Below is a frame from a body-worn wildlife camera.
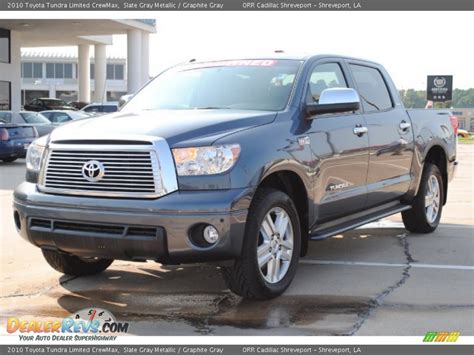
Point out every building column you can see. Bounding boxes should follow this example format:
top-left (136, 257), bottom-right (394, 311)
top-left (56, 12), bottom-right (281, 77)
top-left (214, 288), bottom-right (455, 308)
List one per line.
top-left (141, 31), bottom-right (150, 85)
top-left (93, 44), bottom-right (107, 103)
top-left (78, 44), bottom-right (90, 103)
top-left (127, 29), bottom-right (142, 94)
top-left (9, 31), bottom-right (22, 111)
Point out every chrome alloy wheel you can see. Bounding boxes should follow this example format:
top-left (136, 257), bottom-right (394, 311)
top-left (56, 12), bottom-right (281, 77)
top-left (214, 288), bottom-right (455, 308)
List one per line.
top-left (425, 175), bottom-right (441, 224)
top-left (257, 207), bottom-right (294, 284)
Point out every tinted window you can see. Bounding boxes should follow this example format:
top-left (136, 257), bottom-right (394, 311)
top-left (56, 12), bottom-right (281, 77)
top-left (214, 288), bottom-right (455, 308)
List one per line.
top-left (115, 65), bottom-right (124, 80)
top-left (83, 105), bottom-right (100, 113)
top-left (33, 63), bottom-right (43, 78)
top-left (41, 112), bottom-right (52, 120)
top-left (22, 63), bottom-right (33, 78)
top-left (44, 99), bottom-right (67, 107)
top-left (308, 63), bottom-right (348, 103)
top-left (51, 112), bottom-right (71, 123)
top-left (64, 64), bottom-right (73, 79)
top-left (106, 64), bottom-right (114, 80)
top-left (349, 64), bottom-right (393, 112)
top-left (0, 29), bottom-right (10, 63)
top-left (46, 63), bottom-right (54, 78)
top-left (0, 81), bottom-right (11, 110)
top-left (55, 63), bottom-right (64, 78)
top-left (103, 105), bottom-right (118, 113)
top-left (124, 59), bottom-right (302, 112)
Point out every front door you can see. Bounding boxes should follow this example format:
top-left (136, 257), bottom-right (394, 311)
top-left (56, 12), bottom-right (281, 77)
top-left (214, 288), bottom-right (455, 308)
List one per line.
top-left (305, 61), bottom-right (369, 224)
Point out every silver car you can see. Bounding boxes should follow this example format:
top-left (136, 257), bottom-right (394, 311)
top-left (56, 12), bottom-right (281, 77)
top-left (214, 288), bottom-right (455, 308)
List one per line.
top-left (0, 111), bottom-right (57, 136)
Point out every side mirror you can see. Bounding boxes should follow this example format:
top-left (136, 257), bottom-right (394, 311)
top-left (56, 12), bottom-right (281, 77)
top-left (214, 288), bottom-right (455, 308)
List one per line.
top-left (306, 88), bottom-right (360, 118)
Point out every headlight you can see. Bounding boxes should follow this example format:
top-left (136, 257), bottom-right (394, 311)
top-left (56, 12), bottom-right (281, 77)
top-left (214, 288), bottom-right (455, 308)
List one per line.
top-left (172, 145), bottom-right (241, 176)
top-left (26, 137), bottom-right (47, 172)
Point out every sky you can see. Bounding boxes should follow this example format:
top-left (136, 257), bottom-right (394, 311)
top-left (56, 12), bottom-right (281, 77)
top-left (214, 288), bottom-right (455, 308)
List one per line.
top-left (26, 12), bottom-right (473, 90)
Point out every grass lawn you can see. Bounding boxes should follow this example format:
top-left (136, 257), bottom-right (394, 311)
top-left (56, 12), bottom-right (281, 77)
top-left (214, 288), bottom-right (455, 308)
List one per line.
top-left (458, 137), bottom-right (474, 143)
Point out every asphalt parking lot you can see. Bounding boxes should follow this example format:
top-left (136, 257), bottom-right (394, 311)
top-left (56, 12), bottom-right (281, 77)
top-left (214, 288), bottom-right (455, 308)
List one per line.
top-left (0, 144), bottom-right (473, 336)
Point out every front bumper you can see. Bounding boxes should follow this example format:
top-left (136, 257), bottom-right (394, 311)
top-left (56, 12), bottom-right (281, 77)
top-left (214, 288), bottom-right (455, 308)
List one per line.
top-left (13, 182), bottom-right (251, 264)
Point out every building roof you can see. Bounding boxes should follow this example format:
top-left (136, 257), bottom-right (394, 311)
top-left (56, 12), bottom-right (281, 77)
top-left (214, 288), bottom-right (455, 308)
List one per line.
top-left (21, 49), bottom-right (125, 61)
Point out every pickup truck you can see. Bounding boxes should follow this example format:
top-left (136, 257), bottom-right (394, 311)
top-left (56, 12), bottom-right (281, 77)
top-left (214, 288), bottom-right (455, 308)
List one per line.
top-left (13, 55), bottom-right (457, 300)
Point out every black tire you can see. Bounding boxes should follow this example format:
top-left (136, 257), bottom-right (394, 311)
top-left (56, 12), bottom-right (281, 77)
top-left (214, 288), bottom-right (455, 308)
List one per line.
top-left (223, 188), bottom-right (301, 300)
top-left (42, 249), bottom-right (113, 276)
top-left (402, 163), bottom-right (444, 233)
top-left (2, 157), bottom-right (17, 163)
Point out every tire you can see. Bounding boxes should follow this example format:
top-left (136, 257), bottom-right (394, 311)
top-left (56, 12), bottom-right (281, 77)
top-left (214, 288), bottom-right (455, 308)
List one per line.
top-left (2, 157), bottom-right (17, 163)
top-left (402, 163), bottom-right (444, 233)
top-left (223, 188), bottom-right (301, 300)
top-left (42, 249), bottom-right (113, 276)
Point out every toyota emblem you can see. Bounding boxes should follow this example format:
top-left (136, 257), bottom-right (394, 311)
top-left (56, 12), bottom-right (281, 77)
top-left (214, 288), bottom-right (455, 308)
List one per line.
top-left (82, 160), bottom-right (105, 182)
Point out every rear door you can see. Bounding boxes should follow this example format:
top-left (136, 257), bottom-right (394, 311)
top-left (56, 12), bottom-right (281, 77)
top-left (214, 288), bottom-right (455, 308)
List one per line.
top-left (305, 60), bottom-right (369, 223)
top-left (347, 62), bottom-right (414, 207)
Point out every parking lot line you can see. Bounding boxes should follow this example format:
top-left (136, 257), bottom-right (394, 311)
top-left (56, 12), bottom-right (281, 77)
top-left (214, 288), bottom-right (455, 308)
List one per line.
top-left (300, 259), bottom-right (474, 270)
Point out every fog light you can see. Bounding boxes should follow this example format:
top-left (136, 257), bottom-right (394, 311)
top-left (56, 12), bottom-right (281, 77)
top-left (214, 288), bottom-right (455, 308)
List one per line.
top-left (203, 225), bottom-right (219, 244)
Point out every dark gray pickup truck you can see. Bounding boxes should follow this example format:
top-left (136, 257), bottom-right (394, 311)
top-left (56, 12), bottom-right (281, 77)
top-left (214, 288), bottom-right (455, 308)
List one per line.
top-left (13, 55), bottom-right (457, 299)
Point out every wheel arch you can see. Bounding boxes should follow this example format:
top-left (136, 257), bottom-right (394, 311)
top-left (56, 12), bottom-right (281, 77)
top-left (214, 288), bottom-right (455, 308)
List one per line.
top-left (255, 168), bottom-right (311, 257)
top-left (424, 144), bottom-right (448, 205)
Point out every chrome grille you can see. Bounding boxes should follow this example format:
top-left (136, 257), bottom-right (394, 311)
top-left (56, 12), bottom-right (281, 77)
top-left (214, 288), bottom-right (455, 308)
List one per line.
top-left (41, 148), bottom-right (164, 198)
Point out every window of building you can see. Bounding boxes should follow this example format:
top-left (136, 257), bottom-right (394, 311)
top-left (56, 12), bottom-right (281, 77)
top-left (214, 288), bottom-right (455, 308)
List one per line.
top-left (64, 63), bottom-right (73, 79)
top-left (308, 63), bottom-right (348, 103)
top-left (90, 64), bottom-right (95, 79)
top-left (0, 81), bottom-right (11, 110)
top-left (46, 63), bottom-right (55, 78)
top-left (21, 62), bottom-right (43, 79)
top-left (0, 29), bottom-right (10, 63)
top-left (349, 64), bottom-right (393, 112)
top-left (55, 63), bottom-right (64, 78)
top-left (106, 64), bottom-right (125, 80)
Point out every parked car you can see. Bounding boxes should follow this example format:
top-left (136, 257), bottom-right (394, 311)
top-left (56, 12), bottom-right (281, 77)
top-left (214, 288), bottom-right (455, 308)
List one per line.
top-left (0, 111), bottom-right (58, 136)
top-left (41, 110), bottom-right (91, 124)
top-left (14, 55), bottom-right (457, 300)
top-left (118, 94), bottom-right (133, 110)
top-left (68, 101), bottom-right (89, 110)
top-left (457, 129), bottom-right (470, 138)
top-left (0, 121), bottom-right (38, 162)
top-left (81, 103), bottom-right (118, 115)
top-left (24, 98), bottom-right (76, 112)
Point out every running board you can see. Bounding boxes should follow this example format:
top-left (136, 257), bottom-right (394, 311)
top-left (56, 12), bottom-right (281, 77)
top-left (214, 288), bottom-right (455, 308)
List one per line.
top-left (309, 203), bottom-right (411, 241)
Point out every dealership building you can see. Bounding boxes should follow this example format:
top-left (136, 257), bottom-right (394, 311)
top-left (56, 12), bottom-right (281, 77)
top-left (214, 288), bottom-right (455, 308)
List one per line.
top-left (20, 50), bottom-right (127, 105)
top-left (0, 19), bottom-right (156, 111)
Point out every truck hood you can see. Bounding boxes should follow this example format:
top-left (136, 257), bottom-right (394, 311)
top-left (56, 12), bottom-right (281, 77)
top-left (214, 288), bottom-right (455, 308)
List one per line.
top-left (49, 109), bottom-right (277, 146)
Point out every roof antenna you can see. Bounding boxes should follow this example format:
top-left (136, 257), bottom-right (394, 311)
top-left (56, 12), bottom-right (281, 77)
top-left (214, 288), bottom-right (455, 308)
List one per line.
top-left (189, 58), bottom-right (196, 62)
top-left (274, 50), bottom-right (285, 53)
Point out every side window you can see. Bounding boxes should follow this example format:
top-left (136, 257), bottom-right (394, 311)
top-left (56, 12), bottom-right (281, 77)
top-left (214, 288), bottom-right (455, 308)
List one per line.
top-left (84, 106), bottom-right (99, 113)
top-left (53, 113), bottom-right (71, 123)
top-left (41, 112), bottom-right (52, 120)
top-left (308, 63), bottom-right (347, 103)
top-left (349, 64), bottom-right (393, 112)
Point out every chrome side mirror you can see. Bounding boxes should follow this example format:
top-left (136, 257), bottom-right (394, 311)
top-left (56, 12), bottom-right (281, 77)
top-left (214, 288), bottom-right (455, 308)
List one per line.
top-left (306, 88), bottom-right (360, 117)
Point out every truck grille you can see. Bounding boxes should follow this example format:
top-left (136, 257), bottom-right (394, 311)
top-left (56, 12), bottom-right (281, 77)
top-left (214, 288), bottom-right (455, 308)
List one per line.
top-left (41, 149), bottom-right (163, 198)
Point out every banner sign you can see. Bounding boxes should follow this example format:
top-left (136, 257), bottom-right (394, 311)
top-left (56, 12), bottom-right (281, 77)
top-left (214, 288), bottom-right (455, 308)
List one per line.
top-left (427, 75), bottom-right (453, 102)
top-left (1, 0), bottom-right (473, 11)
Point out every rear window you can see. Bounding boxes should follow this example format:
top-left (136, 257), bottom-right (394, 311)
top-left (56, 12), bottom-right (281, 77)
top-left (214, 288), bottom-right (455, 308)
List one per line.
top-left (19, 112), bottom-right (51, 124)
top-left (349, 64), bottom-right (393, 112)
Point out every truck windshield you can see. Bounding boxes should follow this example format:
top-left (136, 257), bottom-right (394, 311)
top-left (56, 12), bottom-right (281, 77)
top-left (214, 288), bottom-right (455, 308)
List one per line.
top-left (123, 59), bottom-right (302, 112)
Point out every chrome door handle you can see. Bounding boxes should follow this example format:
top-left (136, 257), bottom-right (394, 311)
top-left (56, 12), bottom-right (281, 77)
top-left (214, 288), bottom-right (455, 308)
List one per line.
top-left (399, 121), bottom-right (411, 131)
top-left (353, 126), bottom-right (368, 136)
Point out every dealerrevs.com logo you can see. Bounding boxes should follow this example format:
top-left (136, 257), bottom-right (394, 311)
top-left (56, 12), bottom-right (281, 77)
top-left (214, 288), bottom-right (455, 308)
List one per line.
top-left (7, 308), bottom-right (129, 341)
top-left (423, 331), bottom-right (460, 343)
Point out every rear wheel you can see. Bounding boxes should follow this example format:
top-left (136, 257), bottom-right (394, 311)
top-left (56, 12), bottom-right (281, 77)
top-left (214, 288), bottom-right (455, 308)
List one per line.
top-left (402, 163), bottom-right (443, 233)
top-left (42, 249), bottom-right (113, 276)
top-left (223, 188), bottom-right (301, 300)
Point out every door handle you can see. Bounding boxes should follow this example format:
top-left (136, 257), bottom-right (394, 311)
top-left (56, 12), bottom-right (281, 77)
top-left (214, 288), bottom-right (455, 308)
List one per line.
top-left (353, 126), bottom-right (368, 136)
top-left (399, 121), bottom-right (411, 131)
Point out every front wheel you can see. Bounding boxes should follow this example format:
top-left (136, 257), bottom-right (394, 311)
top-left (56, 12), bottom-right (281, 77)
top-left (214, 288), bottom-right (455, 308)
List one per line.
top-left (42, 249), bottom-right (113, 276)
top-left (402, 163), bottom-right (444, 233)
top-left (2, 157), bottom-right (17, 163)
top-left (223, 188), bottom-right (301, 300)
